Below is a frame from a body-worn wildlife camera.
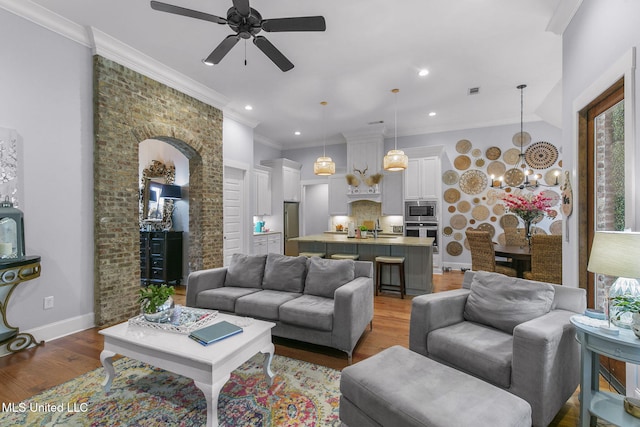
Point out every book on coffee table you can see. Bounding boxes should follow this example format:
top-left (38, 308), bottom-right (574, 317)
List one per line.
top-left (188, 320), bottom-right (243, 346)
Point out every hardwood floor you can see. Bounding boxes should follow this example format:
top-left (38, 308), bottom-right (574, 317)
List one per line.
top-left (0, 272), bottom-right (613, 426)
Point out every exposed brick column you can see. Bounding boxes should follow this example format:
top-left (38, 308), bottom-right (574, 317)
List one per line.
top-left (93, 56), bottom-right (223, 326)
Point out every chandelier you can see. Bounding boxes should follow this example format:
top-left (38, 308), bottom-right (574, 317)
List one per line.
top-left (383, 88), bottom-right (408, 171)
top-left (313, 101), bottom-right (335, 176)
top-left (490, 84), bottom-right (559, 189)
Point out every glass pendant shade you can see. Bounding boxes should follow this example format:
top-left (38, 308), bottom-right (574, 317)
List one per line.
top-left (383, 149), bottom-right (408, 171)
top-left (314, 156), bottom-right (335, 176)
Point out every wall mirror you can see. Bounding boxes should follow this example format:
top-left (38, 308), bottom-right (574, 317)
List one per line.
top-left (139, 159), bottom-right (176, 230)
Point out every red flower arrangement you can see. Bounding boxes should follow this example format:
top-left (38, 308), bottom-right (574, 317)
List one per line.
top-left (501, 192), bottom-right (553, 223)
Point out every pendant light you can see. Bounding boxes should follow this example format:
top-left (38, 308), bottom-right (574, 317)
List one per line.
top-left (383, 88), bottom-right (408, 171)
top-left (314, 101), bottom-right (335, 176)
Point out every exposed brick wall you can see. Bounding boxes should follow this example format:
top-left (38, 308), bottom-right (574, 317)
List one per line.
top-left (93, 56), bottom-right (223, 326)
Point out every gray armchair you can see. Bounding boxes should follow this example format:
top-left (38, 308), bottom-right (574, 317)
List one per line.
top-left (409, 271), bottom-right (586, 427)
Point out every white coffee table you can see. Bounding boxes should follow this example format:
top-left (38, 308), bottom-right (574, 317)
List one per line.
top-left (99, 313), bottom-right (275, 427)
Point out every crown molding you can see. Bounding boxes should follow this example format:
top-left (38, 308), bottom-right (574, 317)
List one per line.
top-left (342, 124), bottom-right (386, 144)
top-left (89, 27), bottom-right (229, 111)
top-left (0, 0), bottom-right (91, 46)
top-left (546, 0), bottom-right (583, 35)
top-left (222, 108), bottom-right (260, 129)
top-left (254, 133), bottom-right (282, 149)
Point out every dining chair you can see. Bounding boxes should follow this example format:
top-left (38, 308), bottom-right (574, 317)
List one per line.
top-left (465, 230), bottom-right (518, 277)
top-left (523, 234), bottom-right (562, 284)
top-left (504, 227), bottom-right (527, 247)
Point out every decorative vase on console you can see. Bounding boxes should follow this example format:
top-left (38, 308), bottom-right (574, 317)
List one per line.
top-left (501, 192), bottom-right (553, 247)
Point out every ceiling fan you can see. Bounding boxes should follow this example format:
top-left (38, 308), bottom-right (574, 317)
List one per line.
top-left (150, 0), bottom-right (326, 72)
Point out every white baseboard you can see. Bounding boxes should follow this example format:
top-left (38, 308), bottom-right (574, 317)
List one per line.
top-left (0, 312), bottom-right (95, 357)
top-left (442, 262), bottom-right (472, 271)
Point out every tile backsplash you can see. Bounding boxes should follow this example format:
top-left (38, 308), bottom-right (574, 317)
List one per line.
top-left (330, 201), bottom-right (404, 232)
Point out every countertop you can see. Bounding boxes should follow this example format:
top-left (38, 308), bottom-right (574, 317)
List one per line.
top-left (324, 231), bottom-right (403, 236)
top-left (252, 231), bottom-right (282, 236)
top-left (291, 234), bottom-right (434, 247)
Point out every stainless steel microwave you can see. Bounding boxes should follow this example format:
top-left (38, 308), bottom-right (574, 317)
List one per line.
top-left (404, 201), bottom-right (437, 222)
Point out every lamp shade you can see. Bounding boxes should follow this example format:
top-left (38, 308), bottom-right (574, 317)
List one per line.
top-left (314, 156), bottom-right (335, 176)
top-left (161, 184), bottom-right (182, 200)
top-left (383, 149), bottom-right (408, 171)
top-left (587, 231), bottom-right (640, 278)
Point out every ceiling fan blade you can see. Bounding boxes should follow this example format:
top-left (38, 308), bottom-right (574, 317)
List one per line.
top-left (253, 36), bottom-right (294, 72)
top-left (262, 16), bottom-right (326, 32)
top-left (232, 0), bottom-right (251, 17)
top-left (150, 1), bottom-right (226, 24)
top-left (204, 35), bottom-right (241, 65)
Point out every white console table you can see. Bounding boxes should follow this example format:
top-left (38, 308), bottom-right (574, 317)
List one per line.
top-left (571, 316), bottom-right (640, 426)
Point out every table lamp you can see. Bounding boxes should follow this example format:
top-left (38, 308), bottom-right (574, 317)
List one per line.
top-left (587, 231), bottom-right (640, 331)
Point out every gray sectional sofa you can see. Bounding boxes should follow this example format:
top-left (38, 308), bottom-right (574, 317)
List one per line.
top-left (186, 253), bottom-right (374, 362)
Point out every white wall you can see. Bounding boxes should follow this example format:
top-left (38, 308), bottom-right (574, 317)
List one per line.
top-left (302, 184), bottom-right (329, 235)
top-left (562, 0), bottom-right (640, 288)
top-left (0, 9), bottom-right (94, 349)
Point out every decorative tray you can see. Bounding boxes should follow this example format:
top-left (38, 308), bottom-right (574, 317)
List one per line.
top-left (128, 305), bottom-right (218, 334)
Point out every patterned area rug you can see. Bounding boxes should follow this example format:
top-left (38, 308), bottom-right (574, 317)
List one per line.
top-left (0, 354), bottom-right (341, 426)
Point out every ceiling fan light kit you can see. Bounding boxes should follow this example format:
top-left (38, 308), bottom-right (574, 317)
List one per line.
top-left (150, 0), bottom-right (326, 72)
top-left (384, 89), bottom-right (408, 172)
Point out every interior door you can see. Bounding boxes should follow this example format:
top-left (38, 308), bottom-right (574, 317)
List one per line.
top-left (223, 166), bottom-right (245, 266)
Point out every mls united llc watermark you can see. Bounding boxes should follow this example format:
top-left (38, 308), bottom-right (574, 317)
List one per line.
top-left (2, 402), bottom-right (89, 413)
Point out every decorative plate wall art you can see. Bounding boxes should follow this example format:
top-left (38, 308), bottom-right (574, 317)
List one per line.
top-left (454, 155), bottom-right (472, 170)
top-left (503, 168), bottom-right (525, 187)
top-left (487, 161), bottom-right (506, 178)
top-left (471, 148), bottom-right (482, 158)
top-left (442, 170), bottom-right (459, 185)
top-left (456, 139), bottom-right (472, 154)
top-left (512, 131), bottom-right (531, 147)
top-left (444, 188), bottom-right (461, 203)
top-left (443, 226), bottom-right (453, 236)
top-left (503, 148), bottom-right (521, 166)
top-left (500, 214), bottom-right (519, 229)
top-left (540, 189), bottom-right (560, 207)
top-left (458, 170), bottom-right (488, 195)
top-left (471, 205), bottom-right (490, 221)
top-left (450, 214), bottom-right (467, 230)
top-left (544, 168), bottom-right (562, 186)
top-left (525, 141), bottom-right (559, 169)
top-left (476, 222), bottom-right (495, 238)
top-left (486, 146), bottom-right (501, 160)
top-left (457, 200), bottom-right (471, 213)
top-left (549, 220), bottom-right (563, 235)
top-left (447, 241), bottom-right (463, 256)
top-left (475, 158), bottom-right (485, 167)
top-left (492, 204), bottom-right (505, 215)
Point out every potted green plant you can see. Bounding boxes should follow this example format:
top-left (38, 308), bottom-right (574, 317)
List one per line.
top-left (139, 284), bottom-right (175, 323)
top-left (610, 294), bottom-right (640, 336)
top-left (359, 225), bottom-right (368, 239)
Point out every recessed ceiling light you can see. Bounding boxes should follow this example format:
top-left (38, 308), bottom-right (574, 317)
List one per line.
top-left (418, 69), bottom-right (429, 77)
top-left (244, 105), bottom-right (253, 111)
top-left (429, 112), bottom-right (436, 117)
top-left (294, 131), bottom-right (301, 136)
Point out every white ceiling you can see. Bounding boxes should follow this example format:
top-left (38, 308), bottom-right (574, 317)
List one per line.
top-left (16, 0), bottom-right (580, 149)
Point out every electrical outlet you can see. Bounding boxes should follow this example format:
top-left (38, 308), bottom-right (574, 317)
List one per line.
top-left (44, 296), bottom-right (54, 310)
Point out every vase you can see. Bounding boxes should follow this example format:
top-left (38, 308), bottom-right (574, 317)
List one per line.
top-left (142, 296), bottom-right (175, 323)
top-left (524, 220), bottom-right (532, 246)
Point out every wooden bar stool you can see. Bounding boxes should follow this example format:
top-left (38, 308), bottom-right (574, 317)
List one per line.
top-left (375, 256), bottom-right (406, 298)
top-left (299, 252), bottom-right (325, 258)
top-left (330, 254), bottom-right (360, 260)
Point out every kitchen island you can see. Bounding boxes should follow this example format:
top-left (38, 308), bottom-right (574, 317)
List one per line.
top-left (291, 234), bottom-right (434, 295)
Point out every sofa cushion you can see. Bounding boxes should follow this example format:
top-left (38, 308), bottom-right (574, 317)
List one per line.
top-left (262, 253), bottom-right (307, 293)
top-left (224, 253), bottom-right (266, 289)
top-left (195, 287), bottom-right (260, 312)
top-left (463, 271), bottom-right (555, 334)
top-left (304, 257), bottom-right (355, 299)
top-left (279, 295), bottom-right (334, 331)
top-left (428, 320), bottom-right (514, 389)
top-left (235, 290), bottom-right (302, 320)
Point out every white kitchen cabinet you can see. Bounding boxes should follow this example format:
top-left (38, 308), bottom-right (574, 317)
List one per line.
top-left (253, 235), bottom-right (268, 255)
top-left (253, 167), bottom-right (271, 216)
top-left (267, 233), bottom-right (282, 254)
top-left (283, 167), bottom-right (301, 202)
top-left (381, 170), bottom-right (403, 216)
top-left (253, 233), bottom-right (282, 255)
top-left (404, 157), bottom-right (439, 200)
top-left (328, 174), bottom-right (349, 216)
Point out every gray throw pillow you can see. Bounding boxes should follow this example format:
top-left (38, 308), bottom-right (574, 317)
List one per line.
top-left (463, 271), bottom-right (555, 333)
top-left (304, 257), bottom-right (355, 299)
top-left (262, 253), bottom-right (307, 293)
top-left (224, 253), bottom-right (266, 288)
